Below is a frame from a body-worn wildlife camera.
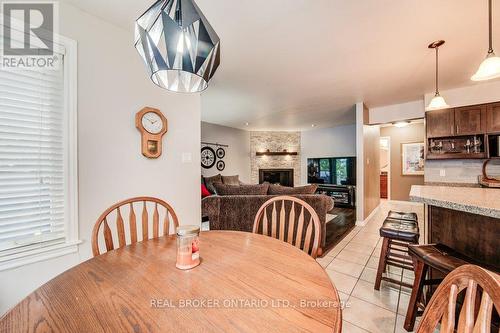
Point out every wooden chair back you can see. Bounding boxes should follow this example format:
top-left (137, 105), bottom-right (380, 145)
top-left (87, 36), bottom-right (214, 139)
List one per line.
top-left (253, 196), bottom-right (321, 258)
top-left (91, 197), bottom-right (179, 256)
top-left (416, 264), bottom-right (500, 333)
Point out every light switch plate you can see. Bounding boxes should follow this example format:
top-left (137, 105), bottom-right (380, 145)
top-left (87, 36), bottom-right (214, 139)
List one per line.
top-left (182, 153), bottom-right (192, 163)
top-left (439, 169), bottom-right (446, 177)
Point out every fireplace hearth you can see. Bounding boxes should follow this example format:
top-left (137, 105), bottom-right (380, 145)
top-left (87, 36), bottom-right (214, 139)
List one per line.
top-left (259, 169), bottom-right (294, 187)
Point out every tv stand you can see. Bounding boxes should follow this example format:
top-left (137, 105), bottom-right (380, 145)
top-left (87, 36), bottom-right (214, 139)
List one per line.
top-left (315, 184), bottom-right (356, 208)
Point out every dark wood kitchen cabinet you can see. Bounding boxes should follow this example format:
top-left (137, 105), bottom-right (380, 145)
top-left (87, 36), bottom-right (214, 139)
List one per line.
top-left (425, 101), bottom-right (500, 160)
top-left (454, 105), bottom-right (486, 135)
top-left (426, 109), bottom-right (454, 138)
top-left (487, 102), bottom-right (500, 133)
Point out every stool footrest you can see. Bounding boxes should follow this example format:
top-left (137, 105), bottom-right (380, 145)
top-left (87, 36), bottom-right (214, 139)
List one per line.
top-left (386, 257), bottom-right (413, 267)
top-left (386, 260), bottom-right (414, 271)
top-left (381, 276), bottom-right (413, 289)
top-left (387, 250), bottom-right (412, 261)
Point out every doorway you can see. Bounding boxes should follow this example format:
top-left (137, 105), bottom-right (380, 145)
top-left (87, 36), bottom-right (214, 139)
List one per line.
top-left (380, 137), bottom-right (390, 199)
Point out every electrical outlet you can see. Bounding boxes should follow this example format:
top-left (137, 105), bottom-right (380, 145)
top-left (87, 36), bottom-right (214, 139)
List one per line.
top-left (439, 169), bottom-right (446, 177)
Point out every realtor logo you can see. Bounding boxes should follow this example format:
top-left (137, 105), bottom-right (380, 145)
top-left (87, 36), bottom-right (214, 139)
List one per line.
top-left (1, 1), bottom-right (59, 69)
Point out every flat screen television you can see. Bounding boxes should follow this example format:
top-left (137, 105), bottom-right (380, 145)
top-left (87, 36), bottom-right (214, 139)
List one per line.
top-left (307, 157), bottom-right (356, 186)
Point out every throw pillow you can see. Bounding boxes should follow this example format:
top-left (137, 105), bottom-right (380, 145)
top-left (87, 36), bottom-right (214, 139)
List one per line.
top-left (214, 183), bottom-right (269, 196)
top-left (221, 175), bottom-right (240, 185)
top-left (268, 184), bottom-right (318, 195)
top-left (204, 174), bottom-right (222, 194)
top-left (201, 184), bottom-right (211, 198)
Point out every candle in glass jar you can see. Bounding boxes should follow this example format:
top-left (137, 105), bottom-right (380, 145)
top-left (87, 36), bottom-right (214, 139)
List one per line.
top-left (175, 225), bottom-right (200, 270)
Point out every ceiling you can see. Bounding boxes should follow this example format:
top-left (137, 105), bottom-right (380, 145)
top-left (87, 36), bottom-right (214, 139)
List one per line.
top-left (62, 0), bottom-right (500, 131)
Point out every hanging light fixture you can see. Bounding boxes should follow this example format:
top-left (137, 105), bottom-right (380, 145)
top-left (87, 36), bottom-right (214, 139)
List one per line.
top-left (471, 0), bottom-right (500, 81)
top-left (135, 0), bottom-right (221, 93)
top-left (426, 40), bottom-right (450, 111)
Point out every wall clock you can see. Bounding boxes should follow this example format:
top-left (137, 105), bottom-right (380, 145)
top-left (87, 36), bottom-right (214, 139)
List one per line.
top-left (201, 146), bottom-right (216, 169)
top-left (216, 160), bottom-right (225, 171)
top-left (135, 107), bottom-right (168, 159)
top-left (216, 147), bottom-right (225, 159)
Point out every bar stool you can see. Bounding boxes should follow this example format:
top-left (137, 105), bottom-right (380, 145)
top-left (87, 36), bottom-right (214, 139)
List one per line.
top-left (374, 212), bottom-right (420, 290)
top-left (403, 243), bottom-right (481, 331)
top-left (387, 211), bottom-right (418, 222)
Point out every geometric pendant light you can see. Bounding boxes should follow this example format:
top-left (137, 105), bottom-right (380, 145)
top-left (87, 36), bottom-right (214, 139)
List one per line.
top-left (135, 0), bottom-right (221, 93)
top-left (426, 40), bottom-right (450, 111)
top-left (471, 0), bottom-right (500, 81)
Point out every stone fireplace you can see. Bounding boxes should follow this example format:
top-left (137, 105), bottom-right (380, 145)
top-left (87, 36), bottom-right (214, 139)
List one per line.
top-left (250, 131), bottom-right (301, 186)
top-left (259, 169), bottom-right (294, 186)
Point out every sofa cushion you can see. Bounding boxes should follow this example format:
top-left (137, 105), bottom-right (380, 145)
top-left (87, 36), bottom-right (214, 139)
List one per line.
top-left (268, 184), bottom-right (318, 195)
top-left (204, 174), bottom-right (222, 194)
top-left (222, 175), bottom-right (240, 185)
top-left (214, 183), bottom-right (269, 196)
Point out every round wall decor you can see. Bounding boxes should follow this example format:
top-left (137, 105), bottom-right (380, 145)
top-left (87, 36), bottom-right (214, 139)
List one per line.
top-left (216, 147), bottom-right (225, 159)
top-left (201, 147), bottom-right (216, 169)
top-left (216, 160), bottom-right (225, 171)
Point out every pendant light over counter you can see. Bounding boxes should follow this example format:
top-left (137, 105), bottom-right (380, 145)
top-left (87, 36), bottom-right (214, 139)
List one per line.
top-left (135, 0), bottom-right (221, 93)
top-left (426, 40), bottom-right (450, 111)
top-left (472, 0), bottom-right (500, 81)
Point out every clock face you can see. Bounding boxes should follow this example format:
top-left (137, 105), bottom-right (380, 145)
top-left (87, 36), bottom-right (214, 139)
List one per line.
top-left (201, 147), bottom-right (216, 169)
top-left (141, 112), bottom-right (163, 134)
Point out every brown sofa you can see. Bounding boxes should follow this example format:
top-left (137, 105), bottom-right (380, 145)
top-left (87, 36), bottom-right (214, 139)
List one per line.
top-left (202, 194), bottom-right (334, 252)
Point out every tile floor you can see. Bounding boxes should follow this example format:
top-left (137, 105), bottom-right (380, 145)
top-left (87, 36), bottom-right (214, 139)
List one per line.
top-left (317, 200), bottom-right (425, 333)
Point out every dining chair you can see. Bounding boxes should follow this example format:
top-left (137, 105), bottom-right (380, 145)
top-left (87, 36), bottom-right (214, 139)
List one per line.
top-left (91, 197), bottom-right (179, 256)
top-left (415, 264), bottom-right (499, 333)
top-left (253, 196), bottom-right (321, 258)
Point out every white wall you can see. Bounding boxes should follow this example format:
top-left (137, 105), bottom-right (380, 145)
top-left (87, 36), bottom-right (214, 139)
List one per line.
top-left (370, 100), bottom-right (425, 125)
top-left (0, 3), bottom-right (201, 314)
top-left (300, 125), bottom-right (356, 185)
top-left (201, 122), bottom-right (251, 183)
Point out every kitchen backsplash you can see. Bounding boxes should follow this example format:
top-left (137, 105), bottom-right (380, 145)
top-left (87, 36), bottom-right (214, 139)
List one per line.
top-left (425, 159), bottom-right (500, 184)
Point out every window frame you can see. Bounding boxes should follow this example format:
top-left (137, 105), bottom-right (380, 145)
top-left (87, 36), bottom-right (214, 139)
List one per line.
top-left (0, 33), bottom-right (79, 271)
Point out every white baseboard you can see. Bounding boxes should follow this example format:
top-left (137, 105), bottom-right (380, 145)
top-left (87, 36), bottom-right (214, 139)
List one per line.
top-left (355, 203), bottom-right (381, 226)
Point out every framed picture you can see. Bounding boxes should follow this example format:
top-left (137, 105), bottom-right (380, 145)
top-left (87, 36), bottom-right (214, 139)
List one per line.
top-left (401, 142), bottom-right (425, 176)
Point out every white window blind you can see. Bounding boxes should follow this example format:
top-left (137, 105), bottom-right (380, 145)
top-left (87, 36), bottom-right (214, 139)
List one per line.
top-left (0, 61), bottom-right (68, 255)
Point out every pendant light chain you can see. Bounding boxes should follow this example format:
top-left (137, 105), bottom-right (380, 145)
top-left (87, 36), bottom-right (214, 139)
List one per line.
top-left (489, 0), bottom-right (494, 53)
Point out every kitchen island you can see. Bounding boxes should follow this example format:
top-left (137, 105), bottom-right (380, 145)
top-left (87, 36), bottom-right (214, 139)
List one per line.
top-left (410, 185), bottom-right (500, 269)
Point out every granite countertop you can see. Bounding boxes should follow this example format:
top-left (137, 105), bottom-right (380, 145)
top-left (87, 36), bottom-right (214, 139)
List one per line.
top-left (410, 185), bottom-right (500, 219)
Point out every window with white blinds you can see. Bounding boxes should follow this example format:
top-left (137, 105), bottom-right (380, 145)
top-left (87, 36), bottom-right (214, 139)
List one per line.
top-left (0, 39), bottom-right (78, 269)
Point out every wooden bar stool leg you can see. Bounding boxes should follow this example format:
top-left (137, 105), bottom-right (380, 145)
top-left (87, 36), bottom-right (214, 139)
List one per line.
top-left (374, 237), bottom-right (389, 291)
top-left (404, 257), bottom-right (427, 332)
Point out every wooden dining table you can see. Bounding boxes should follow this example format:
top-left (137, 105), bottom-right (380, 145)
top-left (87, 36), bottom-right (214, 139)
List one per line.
top-left (0, 231), bottom-right (342, 332)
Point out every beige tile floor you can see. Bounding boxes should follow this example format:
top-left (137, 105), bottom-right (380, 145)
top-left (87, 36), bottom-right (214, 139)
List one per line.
top-left (317, 200), bottom-right (425, 333)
